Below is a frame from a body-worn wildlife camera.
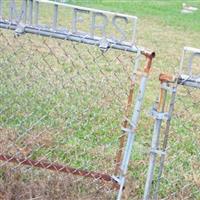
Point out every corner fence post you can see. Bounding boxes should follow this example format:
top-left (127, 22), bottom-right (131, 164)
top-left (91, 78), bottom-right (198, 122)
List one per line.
top-left (143, 74), bottom-right (177, 200)
top-left (144, 46), bottom-right (200, 199)
top-left (117, 51), bottom-right (155, 200)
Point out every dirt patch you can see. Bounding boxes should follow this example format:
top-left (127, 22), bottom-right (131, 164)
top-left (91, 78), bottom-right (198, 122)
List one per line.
top-left (0, 128), bottom-right (54, 157)
top-left (0, 166), bottom-right (116, 200)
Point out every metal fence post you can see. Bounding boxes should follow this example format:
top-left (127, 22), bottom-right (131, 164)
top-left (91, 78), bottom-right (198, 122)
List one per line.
top-left (153, 81), bottom-right (177, 200)
top-left (152, 48), bottom-right (200, 199)
top-left (143, 74), bottom-right (177, 200)
top-left (0, 1), bottom-right (158, 199)
top-left (117, 52), bottom-right (155, 200)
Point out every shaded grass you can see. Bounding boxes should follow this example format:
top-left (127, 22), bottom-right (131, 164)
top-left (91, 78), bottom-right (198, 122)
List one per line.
top-left (0, 30), bottom-right (134, 174)
top-left (66, 0), bottom-right (200, 32)
top-left (0, 1), bottom-right (200, 200)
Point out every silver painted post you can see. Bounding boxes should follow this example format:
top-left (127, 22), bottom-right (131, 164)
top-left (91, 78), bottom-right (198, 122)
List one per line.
top-left (117, 52), bottom-right (155, 200)
top-left (117, 74), bottom-right (149, 200)
top-left (153, 86), bottom-right (177, 200)
top-left (9, 0), bottom-right (14, 21)
top-left (143, 80), bottom-right (170, 200)
top-left (153, 47), bottom-right (200, 199)
top-left (143, 101), bottom-right (165, 200)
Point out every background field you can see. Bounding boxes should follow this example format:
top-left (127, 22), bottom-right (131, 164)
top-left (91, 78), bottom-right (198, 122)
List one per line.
top-left (0, 0), bottom-right (200, 199)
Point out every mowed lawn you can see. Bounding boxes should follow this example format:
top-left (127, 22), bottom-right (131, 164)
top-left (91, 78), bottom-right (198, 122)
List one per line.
top-left (68, 1), bottom-right (200, 199)
top-left (0, 0), bottom-right (200, 199)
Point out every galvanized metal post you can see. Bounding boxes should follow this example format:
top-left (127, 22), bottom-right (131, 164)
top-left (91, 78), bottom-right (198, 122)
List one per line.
top-left (143, 85), bottom-right (168, 200)
top-left (117, 52), bottom-right (155, 200)
top-left (143, 72), bottom-right (178, 200)
top-left (153, 84), bottom-right (177, 200)
top-left (114, 50), bottom-right (141, 178)
top-left (153, 48), bottom-right (200, 199)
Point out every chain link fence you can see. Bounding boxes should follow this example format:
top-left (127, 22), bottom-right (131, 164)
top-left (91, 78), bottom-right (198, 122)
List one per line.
top-left (0, 1), bottom-right (156, 198)
top-left (163, 86), bottom-right (200, 200)
top-left (142, 48), bottom-right (200, 200)
top-left (0, 28), bottom-right (135, 199)
top-left (0, 1), bottom-right (199, 200)
top-left (161, 48), bottom-right (200, 200)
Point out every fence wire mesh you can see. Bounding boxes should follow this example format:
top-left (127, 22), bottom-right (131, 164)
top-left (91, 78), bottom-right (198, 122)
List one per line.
top-left (161, 49), bottom-right (200, 200)
top-left (163, 85), bottom-right (200, 200)
top-left (0, 1), bottom-right (199, 200)
top-left (1, 30), bottom-right (199, 200)
top-left (143, 49), bottom-right (200, 200)
top-left (0, 26), bottom-right (149, 199)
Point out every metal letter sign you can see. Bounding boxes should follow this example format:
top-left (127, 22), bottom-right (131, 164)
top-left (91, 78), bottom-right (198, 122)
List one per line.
top-left (0, 0), bottom-right (138, 52)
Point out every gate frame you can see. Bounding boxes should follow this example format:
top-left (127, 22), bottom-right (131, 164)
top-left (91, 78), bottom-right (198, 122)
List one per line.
top-left (0, 1), bottom-right (155, 199)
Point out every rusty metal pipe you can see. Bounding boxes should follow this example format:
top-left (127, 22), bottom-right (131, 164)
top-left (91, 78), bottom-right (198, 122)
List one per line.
top-left (0, 154), bottom-right (119, 186)
top-left (114, 51), bottom-right (155, 177)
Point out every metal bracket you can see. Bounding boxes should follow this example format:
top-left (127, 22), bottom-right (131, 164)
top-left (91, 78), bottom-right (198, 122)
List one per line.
top-left (178, 74), bottom-right (200, 89)
top-left (15, 23), bottom-right (26, 36)
top-left (161, 83), bottom-right (176, 93)
top-left (111, 175), bottom-right (122, 185)
top-left (150, 149), bottom-right (166, 156)
top-left (180, 46), bottom-right (200, 77)
top-left (121, 127), bottom-right (133, 134)
top-left (149, 108), bottom-right (170, 120)
top-left (99, 38), bottom-right (110, 52)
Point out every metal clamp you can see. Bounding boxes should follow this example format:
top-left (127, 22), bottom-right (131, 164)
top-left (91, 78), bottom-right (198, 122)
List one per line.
top-left (161, 83), bottom-right (176, 93)
top-left (111, 175), bottom-right (122, 185)
top-left (99, 38), bottom-right (110, 52)
top-left (149, 108), bottom-right (170, 120)
top-left (121, 127), bottom-right (134, 134)
top-left (15, 23), bottom-right (26, 36)
top-left (150, 149), bottom-right (166, 156)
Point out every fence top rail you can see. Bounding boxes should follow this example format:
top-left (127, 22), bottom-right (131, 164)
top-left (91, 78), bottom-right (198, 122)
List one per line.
top-left (0, 0), bottom-right (153, 54)
top-left (178, 74), bottom-right (200, 89)
top-left (179, 46), bottom-right (200, 77)
top-left (184, 46), bottom-right (200, 54)
top-left (159, 46), bottom-right (200, 89)
top-left (0, 19), bottom-right (151, 55)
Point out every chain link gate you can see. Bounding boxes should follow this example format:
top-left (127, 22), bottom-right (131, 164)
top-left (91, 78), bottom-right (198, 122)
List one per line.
top-left (143, 47), bottom-right (200, 200)
top-left (0, 1), bottom-right (155, 199)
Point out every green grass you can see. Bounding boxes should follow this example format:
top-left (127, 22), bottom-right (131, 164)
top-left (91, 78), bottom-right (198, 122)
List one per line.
top-left (66, 0), bottom-right (200, 32)
top-left (0, 1), bottom-right (200, 199)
